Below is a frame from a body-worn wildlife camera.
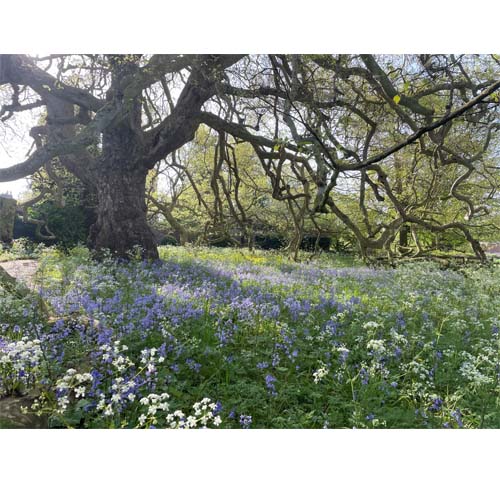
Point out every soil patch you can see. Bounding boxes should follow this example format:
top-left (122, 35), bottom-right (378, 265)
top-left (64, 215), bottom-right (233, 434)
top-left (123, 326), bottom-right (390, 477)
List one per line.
top-left (0, 259), bottom-right (39, 289)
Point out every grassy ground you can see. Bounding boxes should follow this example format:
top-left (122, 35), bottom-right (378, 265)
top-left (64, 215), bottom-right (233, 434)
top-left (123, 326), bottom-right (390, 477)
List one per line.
top-left (1, 245), bottom-right (499, 428)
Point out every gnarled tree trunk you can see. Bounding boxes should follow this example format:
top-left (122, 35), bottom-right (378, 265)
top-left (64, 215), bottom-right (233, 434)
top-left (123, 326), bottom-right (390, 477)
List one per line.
top-left (89, 168), bottom-right (158, 260)
top-left (88, 102), bottom-right (159, 260)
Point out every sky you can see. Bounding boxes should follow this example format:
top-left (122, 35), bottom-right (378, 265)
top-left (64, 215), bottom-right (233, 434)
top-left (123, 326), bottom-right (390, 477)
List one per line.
top-left (0, 150), bottom-right (29, 198)
top-left (0, 95), bottom-right (37, 198)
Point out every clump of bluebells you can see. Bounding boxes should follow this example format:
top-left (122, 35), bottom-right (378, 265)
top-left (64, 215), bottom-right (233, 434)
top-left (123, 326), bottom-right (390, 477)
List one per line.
top-left (2, 246), bottom-right (500, 428)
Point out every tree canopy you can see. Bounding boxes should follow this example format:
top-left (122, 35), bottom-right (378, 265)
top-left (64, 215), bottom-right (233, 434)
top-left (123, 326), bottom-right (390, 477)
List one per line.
top-left (1, 54), bottom-right (499, 260)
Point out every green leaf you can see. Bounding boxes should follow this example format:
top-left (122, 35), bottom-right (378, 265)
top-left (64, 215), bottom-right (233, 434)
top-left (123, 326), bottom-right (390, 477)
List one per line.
top-left (393, 95), bottom-right (401, 105)
top-left (75, 399), bottom-right (90, 411)
top-left (168, 387), bottom-right (183, 398)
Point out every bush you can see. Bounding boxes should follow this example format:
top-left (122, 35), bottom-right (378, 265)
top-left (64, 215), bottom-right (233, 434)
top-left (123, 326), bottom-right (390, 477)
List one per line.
top-left (26, 201), bottom-right (94, 250)
top-left (159, 234), bottom-right (179, 246)
top-left (254, 233), bottom-right (286, 250)
top-left (300, 235), bottom-right (331, 252)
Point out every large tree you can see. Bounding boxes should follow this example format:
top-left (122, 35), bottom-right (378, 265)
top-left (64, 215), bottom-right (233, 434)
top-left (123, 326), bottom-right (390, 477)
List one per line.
top-left (0, 54), bottom-right (242, 258)
top-left (1, 54), bottom-right (499, 260)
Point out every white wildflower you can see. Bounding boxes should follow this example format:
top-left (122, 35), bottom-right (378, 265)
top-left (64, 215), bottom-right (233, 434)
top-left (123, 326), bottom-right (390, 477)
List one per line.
top-left (367, 339), bottom-right (386, 354)
top-left (74, 386), bottom-right (86, 398)
top-left (363, 321), bottom-right (381, 330)
top-left (313, 363), bottom-right (329, 384)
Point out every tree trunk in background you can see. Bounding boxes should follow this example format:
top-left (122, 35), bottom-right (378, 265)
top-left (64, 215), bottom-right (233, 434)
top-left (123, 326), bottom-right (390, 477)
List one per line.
top-left (0, 196), bottom-right (17, 246)
top-left (399, 225), bottom-right (409, 248)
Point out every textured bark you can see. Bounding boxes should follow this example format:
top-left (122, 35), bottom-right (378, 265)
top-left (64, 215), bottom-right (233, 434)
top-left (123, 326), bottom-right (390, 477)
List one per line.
top-left (0, 196), bottom-right (17, 245)
top-left (87, 61), bottom-right (159, 260)
top-left (89, 169), bottom-right (158, 259)
top-left (88, 106), bottom-right (159, 260)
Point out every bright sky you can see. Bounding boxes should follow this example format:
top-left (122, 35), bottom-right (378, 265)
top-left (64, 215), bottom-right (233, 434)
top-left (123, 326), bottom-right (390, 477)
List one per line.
top-left (0, 148), bottom-right (30, 198)
top-left (0, 101), bottom-right (37, 199)
top-left (0, 150), bottom-right (29, 198)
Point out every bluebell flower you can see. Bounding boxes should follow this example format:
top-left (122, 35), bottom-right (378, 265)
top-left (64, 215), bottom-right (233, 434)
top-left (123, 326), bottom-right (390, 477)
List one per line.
top-left (451, 409), bottom-right (463, 428)
top-left (429, 397), bottom-right (443, 412)
top-left (360, 367), bottom-right (369, 385)
top-left (265, 374), bottom-right (277, 396)
top-left (213, 401), bottom-right (223, 415)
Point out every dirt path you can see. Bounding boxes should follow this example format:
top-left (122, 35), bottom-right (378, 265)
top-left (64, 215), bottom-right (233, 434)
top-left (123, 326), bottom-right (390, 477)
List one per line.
top-left (0, 395), bottom-right (48, 429)
top-left (0, 259), bottom-right (39, 289)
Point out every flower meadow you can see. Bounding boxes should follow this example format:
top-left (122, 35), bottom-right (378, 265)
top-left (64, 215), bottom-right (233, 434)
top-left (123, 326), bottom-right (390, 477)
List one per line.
top-left (1, 246), bottom-right (500, 428)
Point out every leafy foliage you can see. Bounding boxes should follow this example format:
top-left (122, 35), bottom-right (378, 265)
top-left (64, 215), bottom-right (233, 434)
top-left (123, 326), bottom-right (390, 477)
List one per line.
top-left (2, 246), bottom-right (500, 428)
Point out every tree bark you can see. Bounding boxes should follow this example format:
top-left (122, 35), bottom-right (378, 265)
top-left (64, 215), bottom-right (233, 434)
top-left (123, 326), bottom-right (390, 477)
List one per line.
top-left (88, 100), bottom-right (159, 260)
top-left (89, 168), bottom-right (158, 259)
top-left (399, 225), bottom-right (409, 247)
top-left (0, 196), bottom-right (17, 245)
